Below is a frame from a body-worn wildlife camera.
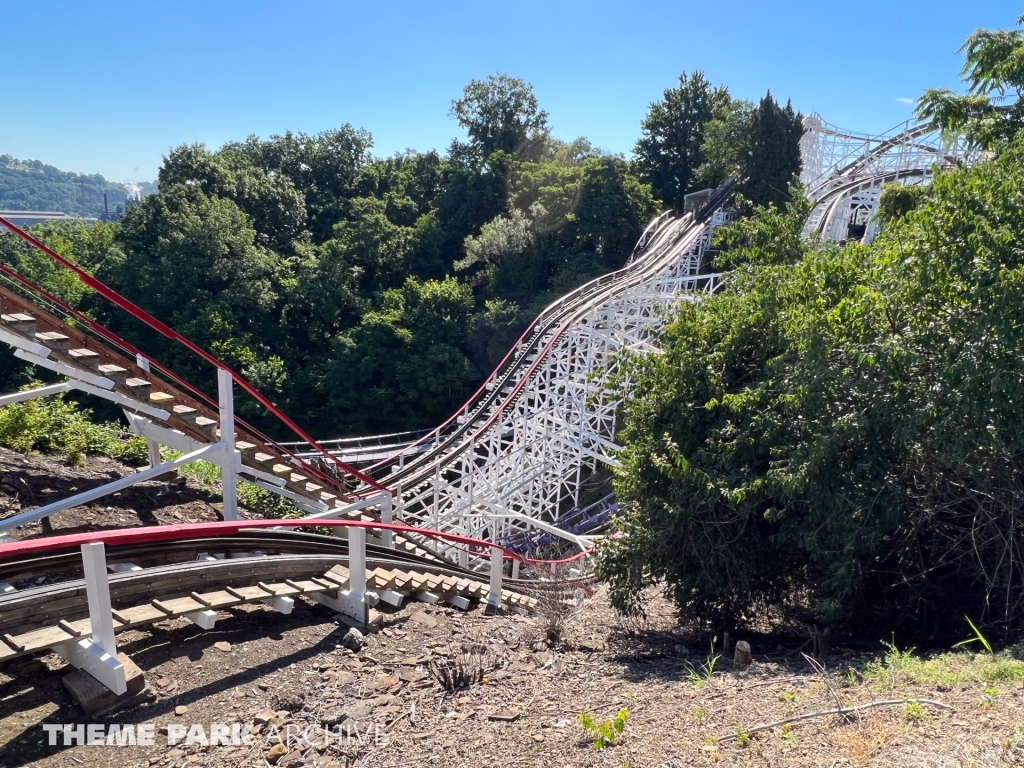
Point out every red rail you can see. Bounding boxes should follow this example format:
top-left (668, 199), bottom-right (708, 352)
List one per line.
top-left (0, 215), bottom-right (387, 494)
top-left (0, 519), bottom-right (556, 564)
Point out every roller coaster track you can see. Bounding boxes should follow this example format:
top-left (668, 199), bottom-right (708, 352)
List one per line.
top-left (0, 116), bottom-right (975, 697)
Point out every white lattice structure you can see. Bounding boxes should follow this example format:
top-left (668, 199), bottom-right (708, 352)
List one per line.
top-left (311, 193), bottom-right (734, 563)
top-left (801, 114), bottom-right (981, 243)
top-left (305, 116), bottom-right (981, 566)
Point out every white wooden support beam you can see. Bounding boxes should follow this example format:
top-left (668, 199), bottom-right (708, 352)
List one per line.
top-left (82, 543), bottom-right (117, 657)
top-left (349, 526), bottom-right (367, 598)
top-left (125, 412), bottom-right (203, 454)
top-left (415, 591), bottom-right (440, 604)
top-left (380, 494), bottom-right (394, 549)
top-left (445, 594), bottom-right (471, 610)
top-left (185, 610), bottom-right (218, 629)
top-left (0, 443), bottom-right (218, 532)
top-left (377, 589), bottom-right (406, 607)
top-left (73, 379), bottom-right (171, 420)
top-left (0, 382), bottom-right (73, 406)
top-left (217, 369), bottom-right (239, 522)
top-left (52, 637), bottom-right (127, 696)
top-left (58, 542), bottom-right (129, 695)
top-left (13, 349), bottom-right (114, 389)
top-left (135, 355), bottom-right (162, 467)
top-left (511, 559), bottom-right (520, 580)
top-left (487, 545), bottom-right (503, 608)
top-left (260, 596), bottom-right (294, 615)
top-left (0, 326), bottom-right (51, 357)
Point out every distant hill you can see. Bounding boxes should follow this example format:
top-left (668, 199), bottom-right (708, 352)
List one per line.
top-left (0, 154), bottom-right (157, 218)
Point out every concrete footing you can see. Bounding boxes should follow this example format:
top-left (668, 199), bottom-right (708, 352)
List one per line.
top-left (63, 653), bottom-right (148, 716)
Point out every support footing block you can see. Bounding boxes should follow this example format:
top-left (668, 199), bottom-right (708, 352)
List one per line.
top-left (62, 653), bottom-right (146, 716)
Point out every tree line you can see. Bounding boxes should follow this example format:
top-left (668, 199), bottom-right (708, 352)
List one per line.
top-left (0, 74), bottom-right (803, 438)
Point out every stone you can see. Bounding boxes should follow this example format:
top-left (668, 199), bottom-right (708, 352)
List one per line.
top-left (61, 652), bottom-right (147, 716)
top-left (345, 701), bottom-right (374, 721)
top-left (374, 674), bottom-right (399, 690)
top-left (321, 708), bottom-right (346, 726)
top-left (340, 627), bottom-right (365, 651)
top-left (266, 743), bottom-right (288, 764)
top-left (488, 711), bottom-right (521, 722)
top-left (175, 705), bottom-right (189, 716)
top-left (532, 733), bottom-right (545, 743)
top-left (734, 640), bottom-right (752, 666)
top-left (409, 611), bottom-right (438, 629)
top-left (254, 708), bottom-right (277, 725)
top-left (281, 749), bottom-right (303, 766)
top-left (398, 667), bottom-right (428, 683)
top-left (214, 641), bottom-right (232, 652)
top-left (332, 670), bottom-right (356, 687)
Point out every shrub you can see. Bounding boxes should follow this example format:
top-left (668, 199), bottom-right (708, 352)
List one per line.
top-left (597, 141), bottom-right (1024, 642)
top-left (0, 386), bottom-right (148, 467)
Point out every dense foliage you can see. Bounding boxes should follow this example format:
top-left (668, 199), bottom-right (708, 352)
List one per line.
top-left (598, 18), bottom-right (1024, 643)
top-left (632, 72), bottom-right (803, 210)
top-left (0, 75), bottom-right (667, 436)
top-left (0, 155), bottom-right (154, 217)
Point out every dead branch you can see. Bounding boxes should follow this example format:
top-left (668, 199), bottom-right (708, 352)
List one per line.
top-left (718, 698), bottom-right (953, 742)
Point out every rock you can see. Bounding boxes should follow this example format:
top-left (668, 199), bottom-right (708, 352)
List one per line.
top-left (374, 674), bottom-right (399, 690)
top-left (174, 705), bottom-right (188, 716)
top-left (155, 677), bottom-right (171, 687)
top-left (398, 667), bottom-right (428, 683)
top-left (332, 670), bottom-right (355, 687)
top-left (321, 708), bottom-right (346, 726)
top-left (258, 682), bottom-right (270, 691)
top-left (409, 611), bottom-right (438, 629)
top-left (412, 731), bottom-right (432, 741)
top-left (266, 743), bottom-right (288, 764)
top-left (254, 708), bottom-right (277, 726)
top-left (340, 627), bottom-right (365, 651)
top-left (166, 749), bottom-right (184, 759)
top-left (281, 749), bottom-right (303, 766)
top-left (734, 640), bottom-right (752, 666)
top-left (214, 641), bottom-right (232, 652)
top-left (344, 701), bottom-right (374, 721)
top-left (532, 733), bottom-right (545, 743)
top-left (482, 731), bottom-right (496, 744)
top-left (488, 711), bottom-right (521, 722)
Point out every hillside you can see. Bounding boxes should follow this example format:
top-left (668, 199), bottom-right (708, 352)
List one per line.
top-left (0, 154), bottom-right (156, 217)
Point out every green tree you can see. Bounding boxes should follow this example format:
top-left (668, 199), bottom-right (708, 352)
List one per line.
top-left (598, 141), bottom-right (1024, 641)
top-left (632, 71), bottom-right (730, 209)
top-left (737, 92), bottom-right (803, 209)
top-left (917, 15), bottom-right (1024, 150)
top-left (450, 74), bottom-right (550, 161)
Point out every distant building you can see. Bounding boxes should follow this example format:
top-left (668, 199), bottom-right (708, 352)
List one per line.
top-left (0, 210), bottom-right (99, 227)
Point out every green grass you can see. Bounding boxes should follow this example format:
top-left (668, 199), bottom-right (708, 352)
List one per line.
top-left (863, 641), bottom-right (1024, 687)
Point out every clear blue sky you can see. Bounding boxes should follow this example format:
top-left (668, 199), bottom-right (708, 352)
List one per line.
top-left (1, 1), bottom-right (1015, 183)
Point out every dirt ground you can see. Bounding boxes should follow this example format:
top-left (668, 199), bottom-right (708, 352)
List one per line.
top-left (0, 449), bottom-right (1021, 767)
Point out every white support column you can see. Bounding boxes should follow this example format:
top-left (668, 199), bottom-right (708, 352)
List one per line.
top-left (487, 544), bottom-right (503, 608)
top-left (349, 526), bottom-right (367, 598)
top-left (59, 542), bottom-right (128, 695)
top-left (0, 381), bottom-right (73, 407)
top-left (136, 356), bottom-right (162, 468)
top-left (82, 543), bottom-right (117, 657)
top-left (379, 493), bottom-right (393, 549)
top-left (217, 368), bottom-right (239, 521)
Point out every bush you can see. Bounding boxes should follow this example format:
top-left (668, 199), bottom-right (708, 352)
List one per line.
top-left (597, 141), bottom-right (1024, 643)
top-left (0, 386), bottom-right (149, 467)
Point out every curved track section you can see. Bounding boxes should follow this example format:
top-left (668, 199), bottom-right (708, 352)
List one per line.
top-left (303, 185), bottom-right (736, 565)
